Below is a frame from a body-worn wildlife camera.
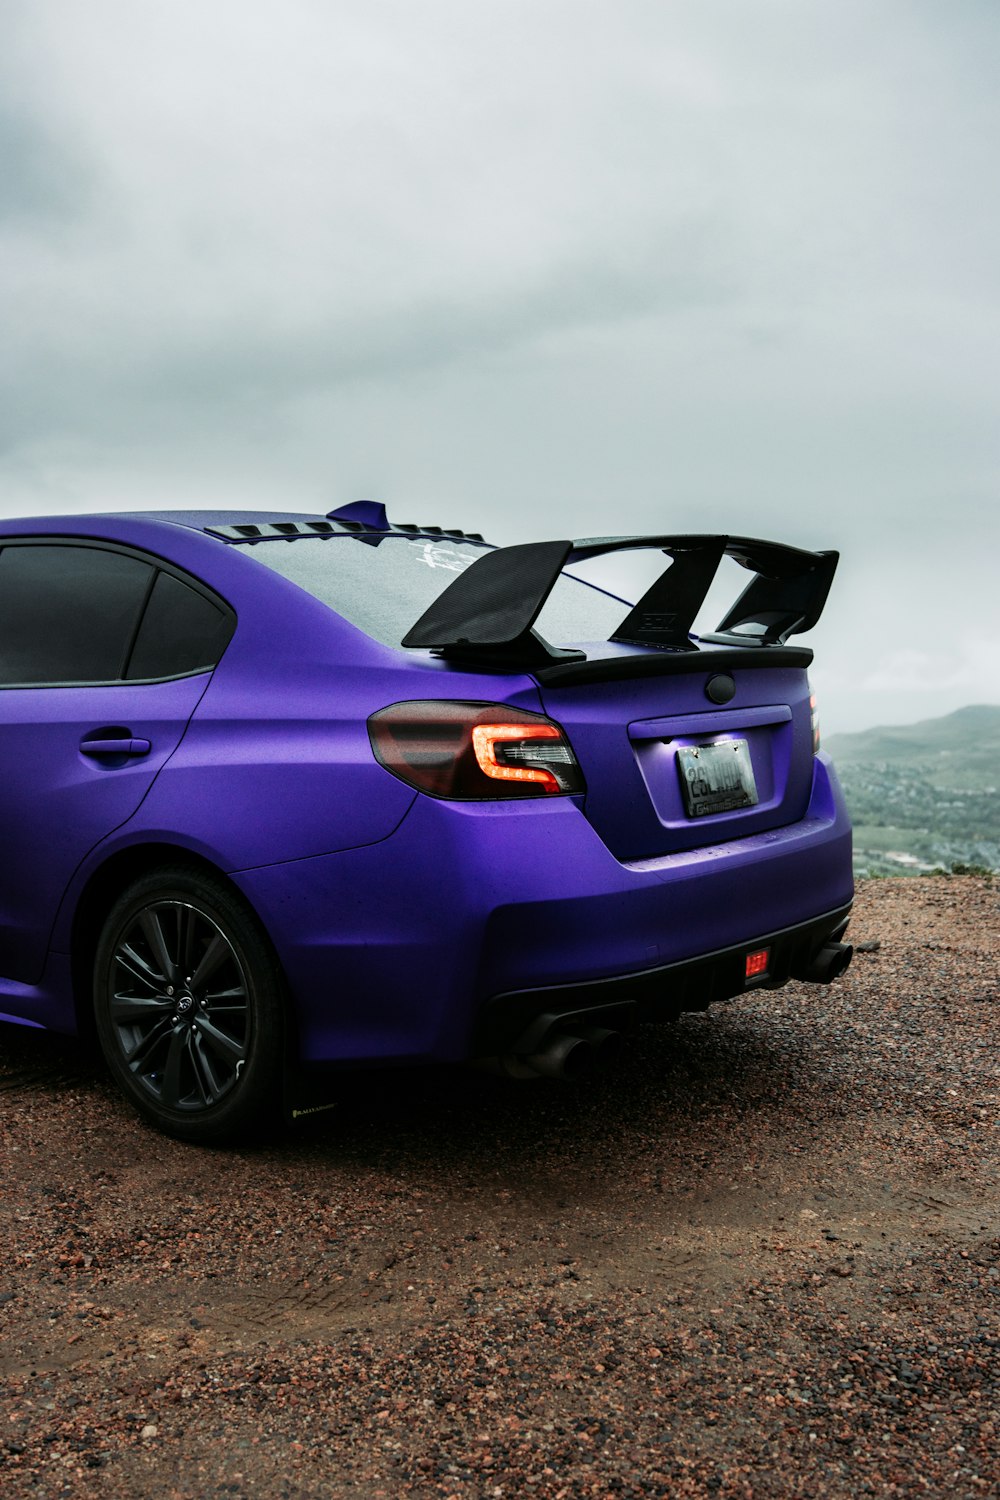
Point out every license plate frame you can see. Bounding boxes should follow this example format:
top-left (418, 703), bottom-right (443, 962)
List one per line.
top-left (676, 739), bottom-right (759, 818)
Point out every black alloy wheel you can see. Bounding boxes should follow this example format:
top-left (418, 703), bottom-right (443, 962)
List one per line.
top-left (94, 868), bottom-right (284, 1143)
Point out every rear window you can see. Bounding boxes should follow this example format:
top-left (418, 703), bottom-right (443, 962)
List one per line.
top-left (248, 535), bottom-right (629, 647)
top-left (125, 570), bottom-right (235, 680)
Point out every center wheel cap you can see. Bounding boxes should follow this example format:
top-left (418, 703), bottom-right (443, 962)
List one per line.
top-left (175, 994), bottom-right (195, 1016)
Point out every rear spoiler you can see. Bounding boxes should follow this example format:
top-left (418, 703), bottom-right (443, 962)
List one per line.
top-left (402, 534), bottom-right (838, 666)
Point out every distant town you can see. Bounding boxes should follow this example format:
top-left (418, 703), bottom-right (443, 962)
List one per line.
top-left (826, 704), bottom-right (1000, 878)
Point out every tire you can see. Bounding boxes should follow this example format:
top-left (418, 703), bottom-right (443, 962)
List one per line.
top-left (93, 866), bottom-right (285, 1144)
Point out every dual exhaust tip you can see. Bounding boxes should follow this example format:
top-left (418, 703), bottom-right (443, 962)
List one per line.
top-left (485, 1025), bottom-right (623, 1082)
top-left (488, 940), bottom-right (853, 1081)
top-left (523, 1024), bottom-right (622, 1081)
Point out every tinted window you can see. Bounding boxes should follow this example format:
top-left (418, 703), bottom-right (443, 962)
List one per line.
top-left (0, 544), bottom-right (151, 685)
top-left (249, 535), bottom-right (628, 647)
top-left (126, 570), bottom-right (233, 680)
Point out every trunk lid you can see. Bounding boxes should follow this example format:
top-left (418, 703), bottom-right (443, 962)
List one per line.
top-left (534, 650), bottom-right (816, 862)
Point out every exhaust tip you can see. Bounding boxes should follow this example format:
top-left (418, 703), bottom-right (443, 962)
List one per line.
top-left (481, 1023), bottom-right (626, 1082)
top-left (525, 1033), bottom-right (594, 1080)
top-left (829, 942), bottom-right (854, 981)
top-left (795, 941), bottom-right (854, 985)
top-left (573, 1025), bottom-right (624, 1073)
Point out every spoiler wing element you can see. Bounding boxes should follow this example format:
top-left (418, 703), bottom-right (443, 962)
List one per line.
top-left (401, 534), bottom-right (838, 665)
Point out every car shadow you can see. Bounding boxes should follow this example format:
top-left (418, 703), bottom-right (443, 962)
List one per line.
top-left (0, 996), bottom-right (848, 1180)
top-left (284, 999), bottom-right (848, 1175)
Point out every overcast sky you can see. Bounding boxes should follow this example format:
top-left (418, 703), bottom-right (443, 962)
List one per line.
top-left (2, 0), bottom-right (997, 731)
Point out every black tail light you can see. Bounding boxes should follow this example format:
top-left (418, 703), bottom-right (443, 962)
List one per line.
top-left (368, 701), bottom-right (585, 800)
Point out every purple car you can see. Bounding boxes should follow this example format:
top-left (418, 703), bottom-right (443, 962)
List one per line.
top-left (0, 503), bottom-right (853, 1141)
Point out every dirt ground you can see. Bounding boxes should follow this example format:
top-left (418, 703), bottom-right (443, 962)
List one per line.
top-left (1, 876), bottom-right (997, 1499)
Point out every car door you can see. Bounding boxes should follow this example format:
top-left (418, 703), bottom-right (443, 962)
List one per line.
top-left (0, 539), bottom-right (233, 985)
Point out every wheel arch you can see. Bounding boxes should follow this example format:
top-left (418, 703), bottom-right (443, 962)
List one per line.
top-left (69, 844), bottom-right (292, 1048)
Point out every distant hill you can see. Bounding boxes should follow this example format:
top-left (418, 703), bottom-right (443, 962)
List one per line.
top-left (826, 704), bottom-right (1000, 789)
top-left (825, 705), bottom-right (1000, 876)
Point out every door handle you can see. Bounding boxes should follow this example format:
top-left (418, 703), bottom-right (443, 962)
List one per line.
top-left (80, 735), bottom-right (152, 758)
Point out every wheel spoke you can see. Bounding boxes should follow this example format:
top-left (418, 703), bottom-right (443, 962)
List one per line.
top-left (115, 942), bottom-right (166, 994)
top-left (110, 992), bottom-right (173, 1025)
top-left (202, 984), bottom-right (247, 1009)
top-left (139, 909), bottom-right (177, 985)
top-left (189, 932), bottom-right (231, 991)
top-left (158, 1028), bottom-right (187, 1109)
top-left (193, 1014), bottom-right (247, 1070)
top-left (190, 1033), bottom-right (224, 1103)
top-left (175, 904), bottom-right (194, 978)
top-left (124, 1015), bottom-right (173, 1070)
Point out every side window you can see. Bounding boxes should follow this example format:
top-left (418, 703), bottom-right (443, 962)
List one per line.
top-left (0, 544), bottom-right (152, 686)
top-left (126, 570), bottom-right (234, 680)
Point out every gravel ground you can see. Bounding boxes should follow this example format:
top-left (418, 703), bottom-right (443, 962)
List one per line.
top-left (0, 875), bottom-right (997, 1499)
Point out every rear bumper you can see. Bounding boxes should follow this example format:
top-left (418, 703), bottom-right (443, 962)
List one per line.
top-left (470, 901), bottom-right (853, 1056)
top-left (234, 753), bottom-right (853, 1068)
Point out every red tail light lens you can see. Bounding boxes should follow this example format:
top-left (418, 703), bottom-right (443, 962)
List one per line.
top-left (368, 701), bottom-right (585, 799)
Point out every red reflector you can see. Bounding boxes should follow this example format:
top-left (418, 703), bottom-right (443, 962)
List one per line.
top-left (745, 948), bottom-right (770, 979)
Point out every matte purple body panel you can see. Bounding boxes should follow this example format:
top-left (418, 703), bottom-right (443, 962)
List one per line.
top-left (231, 753), bottom-right (850, 1065)
top-left (0, 508), bottom-right (854, 1077)
top-left (0, 675), bottom-right (211, 982)
top-left (132, 665), bottom-right (419, 869)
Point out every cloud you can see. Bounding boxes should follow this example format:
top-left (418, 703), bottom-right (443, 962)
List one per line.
top-left (0, 103), bottom-right (90, 226)
top-left (0, 1), bottom-right (997, 729)
top-left (860, 641), bottom-right (1000, 699)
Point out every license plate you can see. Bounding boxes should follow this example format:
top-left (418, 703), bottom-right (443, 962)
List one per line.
top-left (676, 739), bottom-right (759, 818)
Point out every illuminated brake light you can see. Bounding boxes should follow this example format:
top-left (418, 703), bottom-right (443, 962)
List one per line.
top-left (745, 948), bottom-right (770, 980)
top-left (368, 701), bottom-right (585, 800)
top-left (472, 723), bottom-right (564, 792)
